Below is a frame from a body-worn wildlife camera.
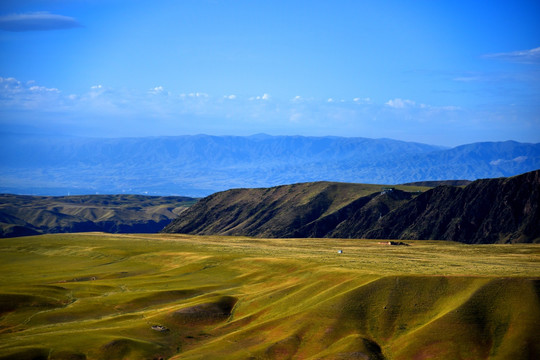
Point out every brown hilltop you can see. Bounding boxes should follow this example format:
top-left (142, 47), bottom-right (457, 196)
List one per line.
top-left (161, 182), bottom-right (415, 238)
top-left (163, 170), bottom-right (540, 244)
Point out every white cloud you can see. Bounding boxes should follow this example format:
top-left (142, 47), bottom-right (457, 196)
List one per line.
top-left (353, 97), bottom-right (372, 104)
top-left (250, 93), bottom-right (271, 101)
top-left (0, 76), bottom-right (62, 111)
top-left (0, 77), bottom-right (478, 144)
top-left (149, 86), bottom-right (165, 95)
top-left (484, 46), bottom-right (540, 64)
top-left (0, 12), bottom-right (81, 32)
top-left (385, 98), bottom-right (416, 108)
top-left (0, 77), bottom-right (23, 92)
top-left (0, 76), bottom-right (58, 94)
top-left (29, 85), bottom-right (59, 93)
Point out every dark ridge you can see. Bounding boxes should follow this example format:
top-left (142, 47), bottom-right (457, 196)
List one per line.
top-left (366, 170), bottom-right (540, 244)
top-left (163, 170), bottom-right (540, 244)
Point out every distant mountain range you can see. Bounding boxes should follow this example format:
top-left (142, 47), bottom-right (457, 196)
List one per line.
top-left (0, 134), bottom-right (540, 197)
top-left (162, 170), bottom-right (540, 244)
top-left (0, 194), bottom-right (196, 238)
top-left (1, 134), bottom-right (539, 196)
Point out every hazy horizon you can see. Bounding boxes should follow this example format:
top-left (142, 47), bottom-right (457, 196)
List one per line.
top-left (1, 1), bottom-right (539, 147)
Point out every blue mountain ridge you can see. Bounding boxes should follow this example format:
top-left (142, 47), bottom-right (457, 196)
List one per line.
top-left (0, 134), bottom-right (538, 197)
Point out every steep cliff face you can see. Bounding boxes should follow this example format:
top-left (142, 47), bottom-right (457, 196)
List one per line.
top-left (366, 170), bottom-right (540, 244)
top-left (163, 170), bottom-right (540, 244)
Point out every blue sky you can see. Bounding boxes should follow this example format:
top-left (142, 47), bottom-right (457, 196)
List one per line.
top-left (0, 0), bottom-right (539, 146)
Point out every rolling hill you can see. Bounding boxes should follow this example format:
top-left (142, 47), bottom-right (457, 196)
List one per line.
top-left (1, 134), bottom-right (539, 196)
top-left (1, 233), bottom-right (538, 359)
top-left (163, 170), bottom-right (540, 244)
top-left (0, 194), bottom-right (197, 238)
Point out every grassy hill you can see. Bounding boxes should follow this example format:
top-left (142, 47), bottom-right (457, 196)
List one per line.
top-left (162, 182), bottom-right (428, 238)
top-left (0, 194), bottom-right (197, 238)
top-left (163, 170), bottom-right (540, 244)
top-left (0, 233), bottom-right (538, 359)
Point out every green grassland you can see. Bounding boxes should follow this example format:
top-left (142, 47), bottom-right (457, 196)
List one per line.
top-left (1, 233), bottom-right (539, 359)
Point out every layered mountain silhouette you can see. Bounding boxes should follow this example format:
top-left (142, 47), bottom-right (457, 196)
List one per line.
top-left (0, 194), bottom-right (196, 238)
top-left (1, 134), bottom-right (539, 196)
top-left (162, 170), bottom-right (540, 244)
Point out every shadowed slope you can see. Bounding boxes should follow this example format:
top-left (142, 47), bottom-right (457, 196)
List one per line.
top-left (366, 170), bottom-right (540, 243)
top-left (162, 182), bottom-right (423, 238)
top-left (0, 194), bottom-right (197, 238)
top-left (163, 170), bottom-right (540, 243)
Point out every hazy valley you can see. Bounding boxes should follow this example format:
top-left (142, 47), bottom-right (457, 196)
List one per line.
top-left (1, 134), bottom-right (539, 197)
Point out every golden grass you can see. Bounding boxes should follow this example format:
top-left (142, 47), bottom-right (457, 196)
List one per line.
top-left (0, 233), bottom-right (539, 359)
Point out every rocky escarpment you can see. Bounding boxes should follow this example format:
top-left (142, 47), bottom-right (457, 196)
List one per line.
top-left (365, 169), bottom-right (540, 243)
top-left (163, 170), bottom-right (540, 244)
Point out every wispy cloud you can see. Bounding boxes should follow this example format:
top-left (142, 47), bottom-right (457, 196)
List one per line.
top-left (385, 98), bottom-right (418, 109)
top-left (1, 77), bottom-right (494, 144)
top-left (249, 93), bottom-right (270, 101)
top-left (0, 77), bottom-right (60, 107)
top-left (0, 12), bottom-right (81, 32)
top-left (149, 86), bottom-right (166, 95)
top-left (484, 46), bottom-right (540, 64)
top-left (353, 97), bottom-right (372, 104)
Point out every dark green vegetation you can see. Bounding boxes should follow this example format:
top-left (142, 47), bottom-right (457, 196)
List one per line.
top-left (0, 233), bottom-right (538, 359)
top-left (163, 170), bottom-right (540, 244)
top-left (2, 134), bottom-right (539, 196)
top-left (0, 194), bottom-right (197, 238)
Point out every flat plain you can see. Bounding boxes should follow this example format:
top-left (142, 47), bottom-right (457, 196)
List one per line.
top-left (1, 233), bottom-right (539, 359)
